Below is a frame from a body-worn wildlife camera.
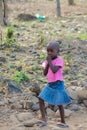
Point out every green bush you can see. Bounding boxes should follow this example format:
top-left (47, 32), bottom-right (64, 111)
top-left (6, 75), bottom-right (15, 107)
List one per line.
top-left (13, 71), bottom-right (29, 85)
top-left (4, 25), bottom-right (15, 47)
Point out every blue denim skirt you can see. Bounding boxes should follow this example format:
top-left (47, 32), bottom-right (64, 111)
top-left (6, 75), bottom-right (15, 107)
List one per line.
top-left (38, 81), bottom-right (71, 105)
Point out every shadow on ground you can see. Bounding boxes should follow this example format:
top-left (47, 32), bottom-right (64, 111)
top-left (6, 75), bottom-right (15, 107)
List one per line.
top-left (17, 14), bottom-right (37, 21)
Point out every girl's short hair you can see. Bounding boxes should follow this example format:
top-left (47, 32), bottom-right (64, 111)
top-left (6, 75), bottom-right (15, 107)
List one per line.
top-left (48, 40), bottom-right (61, 52)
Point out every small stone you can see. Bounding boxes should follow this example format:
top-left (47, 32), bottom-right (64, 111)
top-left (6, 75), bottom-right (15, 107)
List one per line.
top-left (0, 101), bottom-right (5, 106)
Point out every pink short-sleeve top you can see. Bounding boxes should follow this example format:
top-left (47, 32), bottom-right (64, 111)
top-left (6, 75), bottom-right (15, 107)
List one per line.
top-left (42, 56), bottom-right (64, 83)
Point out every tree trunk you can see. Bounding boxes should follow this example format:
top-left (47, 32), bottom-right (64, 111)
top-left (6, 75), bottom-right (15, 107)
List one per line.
top-left (0, 0), bottom-right (3, 26)
top-left (56, 0), bottom-right (61, 17)
top-left (68, 0), bottom-right (74, 5)
top-left (3, 0), bottom-right (9, 25)
top-left (0, 0), bottom-right (9, 26)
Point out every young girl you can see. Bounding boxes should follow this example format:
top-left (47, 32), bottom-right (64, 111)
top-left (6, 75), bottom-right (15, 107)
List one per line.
top-left (38, 41), bottom-right (71, 128)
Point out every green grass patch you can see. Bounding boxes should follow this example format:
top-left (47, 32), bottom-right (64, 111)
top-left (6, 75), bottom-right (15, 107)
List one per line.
top-left (4, 25), bottom-right (15, 47)
top-left (64, 53), bottom-right (72, 63)
top-left (40, 54), bottom-right (46, 59)
top-left (13, 71), bottom-right (29, 85)
top-left (76, 33), bottom-right (87, 40)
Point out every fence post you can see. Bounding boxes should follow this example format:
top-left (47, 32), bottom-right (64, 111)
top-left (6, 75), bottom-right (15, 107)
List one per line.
top-left (56, 0), bottom-right (61, 17)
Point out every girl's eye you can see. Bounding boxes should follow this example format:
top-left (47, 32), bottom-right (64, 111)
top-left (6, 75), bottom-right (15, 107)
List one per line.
top-left (47, 49), bottom-right (53, 52)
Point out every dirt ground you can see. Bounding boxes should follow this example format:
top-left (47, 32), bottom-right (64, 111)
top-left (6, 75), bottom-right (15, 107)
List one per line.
top-left (0, 107), bottom-right (87, 130)
top-left (8, 0), bottom-right (87, 20)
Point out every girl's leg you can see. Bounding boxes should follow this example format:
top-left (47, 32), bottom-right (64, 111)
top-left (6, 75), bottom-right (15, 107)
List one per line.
top-left (58, 105), bottom-right (65, 123)
top-left (39, 98), bottom-right (47, 122)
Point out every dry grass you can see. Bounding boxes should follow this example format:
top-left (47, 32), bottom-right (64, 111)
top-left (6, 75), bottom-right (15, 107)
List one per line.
top-left (8, 0), bottom-right (87, 21)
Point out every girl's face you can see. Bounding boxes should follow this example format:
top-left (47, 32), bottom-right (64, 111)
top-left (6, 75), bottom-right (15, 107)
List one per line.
top-left (47, 46), bottom-right (58, 59)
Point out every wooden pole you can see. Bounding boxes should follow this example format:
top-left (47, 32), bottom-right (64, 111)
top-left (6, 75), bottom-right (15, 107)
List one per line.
top-left (56, 0), bottom-right (61, 17)
top-left (0, 26), bottom-right (2, 45)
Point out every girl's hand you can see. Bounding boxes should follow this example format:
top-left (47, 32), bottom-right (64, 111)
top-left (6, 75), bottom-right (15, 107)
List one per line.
top-left (42, 62), bottom-right (46, 69)
top-left (46, 55), bottom-right (52, 63)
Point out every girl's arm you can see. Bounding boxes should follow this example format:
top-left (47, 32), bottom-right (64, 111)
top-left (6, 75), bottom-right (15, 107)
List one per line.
top-left (43, 64), bottom-right (49, 76)
top-left (48, 62), bottom-right (61, 73)
top-left (47, 55), bottom-right (61, 73)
